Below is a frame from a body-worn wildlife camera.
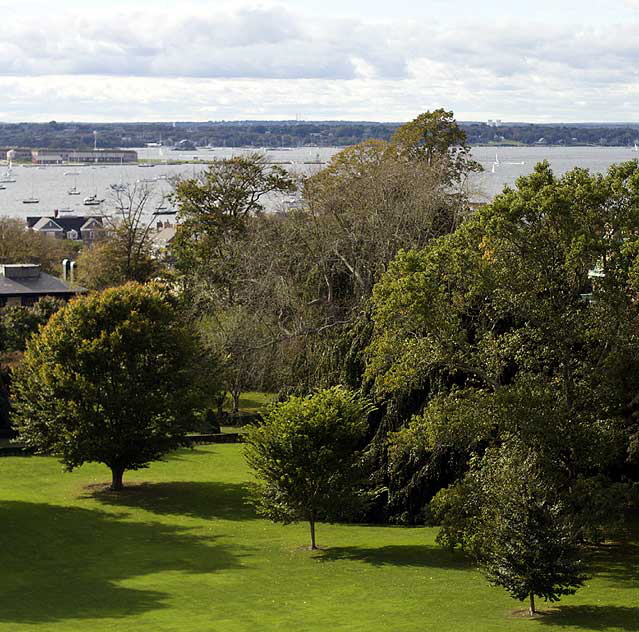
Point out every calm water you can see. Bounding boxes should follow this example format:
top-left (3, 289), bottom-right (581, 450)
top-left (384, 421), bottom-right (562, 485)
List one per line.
top-left (1, 145), bottom-right (637, 218)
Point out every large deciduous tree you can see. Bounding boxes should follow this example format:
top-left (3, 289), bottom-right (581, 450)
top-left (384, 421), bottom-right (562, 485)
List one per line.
top-left (368, 160), bottom-right (639, 524)
top-left (170, 114), bottom-right (476, 396)
top-left (13, 282), bottom-right (215, 490)
top-left (172, 153), bottom-right (296, 305)
top-left (391, 108), bottom-right (482, 181)
top-left (244, 386), bottom-right (373, 549)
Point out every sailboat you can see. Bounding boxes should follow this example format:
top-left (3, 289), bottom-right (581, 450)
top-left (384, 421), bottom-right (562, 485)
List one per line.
top-left (83, 195), bottom-right (103, 206)
top-left (68, 172), bottom-right (81, 195)
top-left (634, 142), bottom-right (638, 153)
top-left (490, 152), bottom-right (500, 173)
top-left (84, 172), bottom-right (104, 205)
top-left (110, 158), bottom-right (126, 191)
top-left (22, 170), bottom-right (39, 204)
top-left (0, 161), bottom-right (16, 183)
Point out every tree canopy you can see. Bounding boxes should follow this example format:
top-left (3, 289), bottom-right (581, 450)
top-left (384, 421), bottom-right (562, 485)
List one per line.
top-left (367, 160), bottom-right (639, 527)
top-left (391, 109), bottom-right (482, 181)
top-left (244, 386), bottom-right (373, 549)
top-left (13, 282), bottom-right (216, 490)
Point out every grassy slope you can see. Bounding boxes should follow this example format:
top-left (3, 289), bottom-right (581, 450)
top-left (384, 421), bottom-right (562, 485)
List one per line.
top-left (0, 445), bottom-right (637, 632)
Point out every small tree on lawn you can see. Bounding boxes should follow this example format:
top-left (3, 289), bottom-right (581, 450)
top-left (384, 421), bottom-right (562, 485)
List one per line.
top-left (244, 386), bottom-right (373, 549)
top-left (475, 443), bottom-right (587, 616)
top-left (13, 282), bottom-right (214, 490)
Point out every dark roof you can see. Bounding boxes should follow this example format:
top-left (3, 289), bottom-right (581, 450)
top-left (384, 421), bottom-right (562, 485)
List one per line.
top-left (0, 270), bottom-right (85, 296)
top-left (26, 215), bottom-right (104, 232)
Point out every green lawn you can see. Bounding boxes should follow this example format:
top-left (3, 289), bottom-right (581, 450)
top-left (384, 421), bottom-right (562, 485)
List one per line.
top-left (1, 445), bottom-right (637, 632)
top-left (224, 391), bottom-right (277, 413)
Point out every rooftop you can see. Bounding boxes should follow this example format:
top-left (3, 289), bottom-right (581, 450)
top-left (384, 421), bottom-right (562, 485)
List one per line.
top-left (0, 264), bottom-right (85, 296)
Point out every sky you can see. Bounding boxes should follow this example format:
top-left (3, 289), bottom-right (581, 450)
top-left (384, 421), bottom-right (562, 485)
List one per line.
top-left (2, 0), bottom-right (639, 123)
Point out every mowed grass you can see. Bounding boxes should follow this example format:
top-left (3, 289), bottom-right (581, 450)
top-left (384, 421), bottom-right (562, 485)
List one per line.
top-left (1, 445), bottom-right (638, 632)
top-left (224, 391), bottom-right (277, 414)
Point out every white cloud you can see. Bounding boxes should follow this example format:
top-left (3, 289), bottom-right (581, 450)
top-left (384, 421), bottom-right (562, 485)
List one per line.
top-left (2, 4), bottom-right (639, 121)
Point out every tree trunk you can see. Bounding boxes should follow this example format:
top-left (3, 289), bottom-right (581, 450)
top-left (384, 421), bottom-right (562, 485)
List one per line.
top-left (529, 593), bottom-right (536, 616)
top-left (215, 390), bottom-right (227, 417)
top-left (110, 467), bottom-right (125, 491)
top-left (309, 514), bottom-right (317, 550)
top-left (232, 389), bottom-right (241, 414)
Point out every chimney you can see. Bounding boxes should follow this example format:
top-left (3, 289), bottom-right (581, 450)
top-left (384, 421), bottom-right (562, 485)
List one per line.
top-left (54, 209), bottom-right (59, 218)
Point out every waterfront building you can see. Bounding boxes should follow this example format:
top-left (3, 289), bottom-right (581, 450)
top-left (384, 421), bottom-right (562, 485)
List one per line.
top-left (26, 214), bottom-right (105, 243)
top-left (31, 149), bottom-right (138, 164)
top-left (4, 148), bottom-right (32, 162)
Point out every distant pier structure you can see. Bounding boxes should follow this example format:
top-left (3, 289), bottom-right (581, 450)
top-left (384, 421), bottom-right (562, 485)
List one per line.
top-left (28, 149), bottom-right (138, 165)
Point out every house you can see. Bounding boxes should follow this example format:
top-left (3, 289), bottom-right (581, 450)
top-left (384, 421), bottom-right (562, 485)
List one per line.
top-left (27, 215), bottom-right (105, 244)
top-left (0, 264), bottom-right (86, 308)
top-left (150, 224), bottom-right (176, 255)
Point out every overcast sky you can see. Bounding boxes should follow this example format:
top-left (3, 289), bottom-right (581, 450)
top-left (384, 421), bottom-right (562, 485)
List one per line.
top-left (3, 0), bottom-right (639, 122)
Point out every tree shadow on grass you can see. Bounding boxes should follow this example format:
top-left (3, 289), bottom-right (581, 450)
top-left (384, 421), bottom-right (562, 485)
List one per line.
top-left (88, 481), bottom-right (256, 521)
top-left (538, 606), bottom-right (639, 630)
top-left (0, 500), bottom-right (245, 624)
top-left (314, 544), bottom-right (472, 570)
top-left (166, 447), bottom-right (221, 460)
top-left (588, 542), bottom-right (639, 587)
top-left (536, 541), bottom-right (639, 630)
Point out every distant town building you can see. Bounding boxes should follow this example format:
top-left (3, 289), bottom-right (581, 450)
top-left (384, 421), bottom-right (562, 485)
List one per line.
top-left (173, 139), bottom-right (197, 151)
top-left (0, 264), bottom-right (85, 307)
top-left (26, 215), bottom-right (105, 243)
top-left (5, 148), bottom-right (32, 162)
top-left (487, 120), bottom-right (502, 127)
top-left (30, 149), bottom-right (138, 164)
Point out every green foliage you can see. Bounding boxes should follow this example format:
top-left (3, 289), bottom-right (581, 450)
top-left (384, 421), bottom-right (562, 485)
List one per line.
top-left (244, 386), bottom-right (374, 548)
top-left (171, 123), bottom-right (473, 397)
top-left (368, 160), bottom-right (639, 523)
top-left (0, 295), bottom-right (65, 352)
top-left (0, 217), bottom-right (79, 275)
top-left (76, 225), bottom-right (160, 291)
top-left (172, 153), bottom-right (295, 299)
top-left (199, 305), bottom-right (276, 413)
top-left (433, 442), bottom-right (588, 614)
top-left (12, 282), bottom-right (216, 489)
top-left (391, 109), bottom-right (482, 181)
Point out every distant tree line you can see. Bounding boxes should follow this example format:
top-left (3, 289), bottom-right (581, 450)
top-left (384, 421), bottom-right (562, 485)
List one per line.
top-left (2, 120), bottom-right (639, 151)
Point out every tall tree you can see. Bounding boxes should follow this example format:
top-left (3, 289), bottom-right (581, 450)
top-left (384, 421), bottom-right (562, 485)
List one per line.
top-left (13, 283), bottom-right (216, 490)
top-left (369, 160), bottom-right (639, 523)
top-left (172, 153), bottom-right (295, 306)
top-left (435, 441), bottom-right (587, 615)
top-left (391, 108), bottom-right (482, 181)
